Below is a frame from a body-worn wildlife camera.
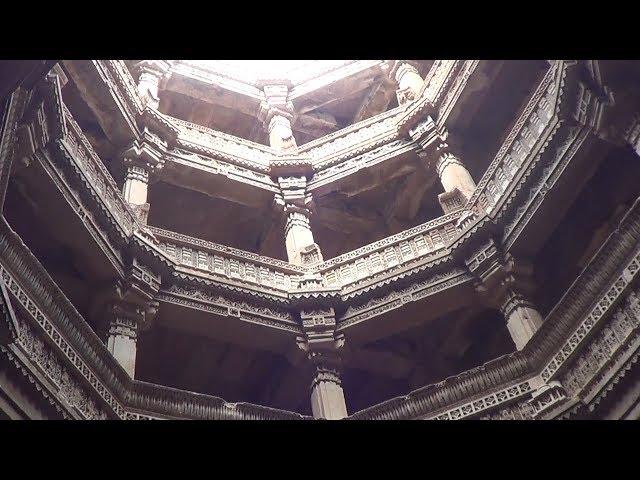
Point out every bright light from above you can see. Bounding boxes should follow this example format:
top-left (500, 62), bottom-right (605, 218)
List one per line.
top-left (183, 60), bottom-right (354, 84)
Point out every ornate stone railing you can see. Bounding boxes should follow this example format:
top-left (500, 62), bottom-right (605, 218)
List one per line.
top-left (314, 211), bottom-right (463, 290)
top-left (169, 61), bottom-right (265, 99)
top-left (422, 60), bottom-right (460, 106)
top-left (148, 226), bottom-right (305, 294)
top-left (172, 116), bottom-right (275, 171)
top-left (347, 351), bottom-right (531, 420)
top-left (306, 137), bottom-right (418, 191)
top-left (60, 103), bottom-right (139, 238)
top-left (0, 217), bottom-right (307, 420)
top-left (466, 61), bottom-right (560, 214)
top-left (92, 60), bottom-right (143, 137)
top-left (300, 106), bottom-right (404, 168)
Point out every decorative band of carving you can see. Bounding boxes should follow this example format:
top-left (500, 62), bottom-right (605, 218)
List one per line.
top-left (124, 165), bottom-right (149, 184)
top-left (435, 152), bottom-right (466, 178)
top-left (430, 381), bottom-right (533, 420)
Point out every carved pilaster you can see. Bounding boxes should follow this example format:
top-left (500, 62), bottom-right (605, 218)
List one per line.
top-left (103, 299), bottom-right (143, 378)
top-left (466, 240), bottom-right (543, 350)
top-left (275, 176), bottom-right (323, 266)
top-left (259, 85), bottom-right (297, 151)
top-left (297, 308), bottom-right (347, 420)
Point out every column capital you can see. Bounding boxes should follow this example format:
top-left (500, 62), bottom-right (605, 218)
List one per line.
top-left (258, 84), bottom-right (295, 125)
top-left (465, 240), bottom-right (542, 350)
top-left (121, 129), bottom-right (165, 176)
top-left (297, 307), bottom-right (348, 419)
top-left (133, 61), bottom-right (170, 110)
top-left (297, 308), bottom-right (344, 361)
top-left (465, 239), bottom-right (535, 302)
top-left (390, 61), bottom-right (424, 105)
top-left (435, 150), bottom-right (466, 178)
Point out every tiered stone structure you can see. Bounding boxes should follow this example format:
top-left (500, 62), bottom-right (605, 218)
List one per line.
top-left (1, 59), bottom-right (639, 420)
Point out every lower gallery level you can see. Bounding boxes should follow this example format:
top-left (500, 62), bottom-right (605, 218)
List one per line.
top-left (0, 59), bottom-right (639, 420)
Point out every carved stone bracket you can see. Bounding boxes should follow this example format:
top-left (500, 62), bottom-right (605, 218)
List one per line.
top-left (120, 129), bottom-right (166, 219)
top-left (466, 239), bottom-right (543, 350)
top-left (132, 60), bottom-right (171, 110)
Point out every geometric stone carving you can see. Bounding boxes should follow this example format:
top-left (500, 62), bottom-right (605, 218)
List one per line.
top-left (275, 176), bottom-right (323, 266)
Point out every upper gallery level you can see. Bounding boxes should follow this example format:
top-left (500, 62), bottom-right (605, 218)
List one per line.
top-left (58, 60), bottom-right (559, 262)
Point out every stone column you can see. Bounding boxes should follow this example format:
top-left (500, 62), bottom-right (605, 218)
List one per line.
top-left (310, 361), bottom-right (347, 420)
top-left (95, 261), bottom-right (160, 378)
top-left (133, 61), bottom-right (169, 110)
top-left (431, 142), bottom-right (477, 214)
top-left (120, 138), bottom-right (164, 224)
top-left (391, 61), bottom-right (424, 105)
top-left (436, 147), bottom-right (476, 201)
top-left (497, 279), bottom-right (544, 350)
top-left (298, 308), bottom-right (347, 420)
top-left (467, 240), bottom-right (544, 351)
top-left (276, 176), bottom-right (323, 266)
top-left (104, 300), bottom-right (144, 378)
top-left (122, 163), bottom-right (149, 205)
top-left (259, 84), bottom-right (297, 151)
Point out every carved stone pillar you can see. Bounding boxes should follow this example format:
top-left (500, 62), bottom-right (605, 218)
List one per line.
top-left (497, 279), bottom-right (544, 350)
top-left (391, 61), bottom-right (424, 105)
top-left (94, 260), bottom-right (160, 378)
top-left (103, 299), bottom-right (144, 378)
top-left (431, 142), bottom-right (476, 214)
top-left (98, 288), bottom-right (158, 378)
top-left (310, 361), bottom-right (347, 420)
top-left (121, 135), bottom-right (164, 224)
top-left (259, 85), bottom-right (297, 151)
top-left (298, 308), bottom-right (347, 420)
top-left (436, 144), bottom-right (476, 200)
top-left (133, 61), bottom-right (170, 110)
top-left (466, 240), bottom-right (544, 351)
top-left (276, 176), bottom-right (323, 266)
top-left (122, 163), bottom-right (149, 205)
